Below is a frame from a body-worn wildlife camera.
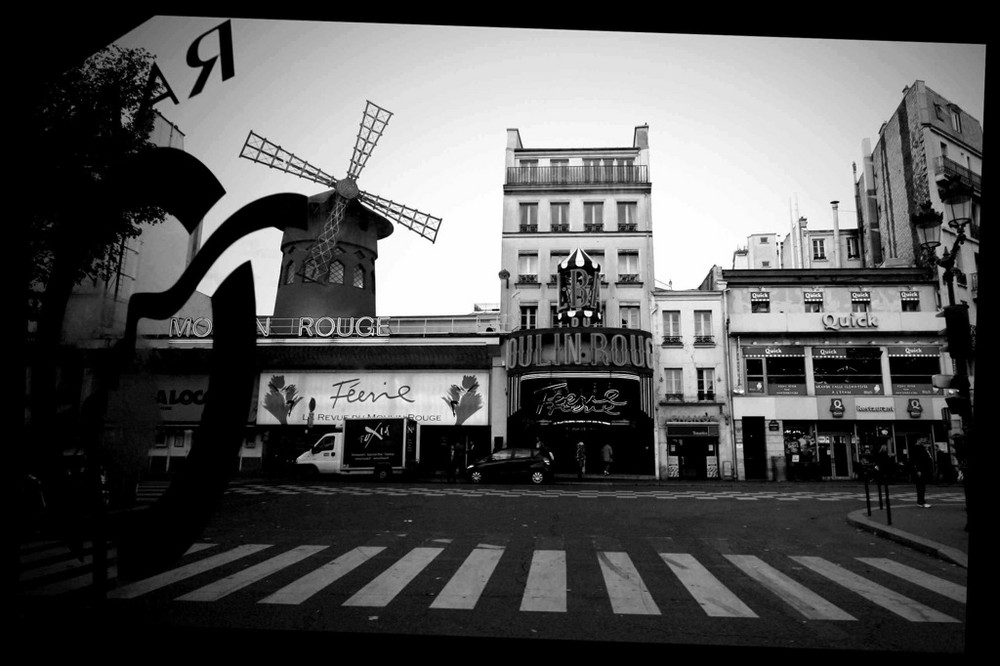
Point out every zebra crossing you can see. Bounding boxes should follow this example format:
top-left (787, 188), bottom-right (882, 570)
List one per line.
top-left (18, 534), bottom-right (966, 625)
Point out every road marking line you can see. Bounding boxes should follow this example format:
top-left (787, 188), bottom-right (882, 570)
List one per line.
top-left (724, 555), bottom-right (855, 620)
top-left (520, 550), bottom-right (567, 612)
top-left (598, 551), bottom-right (660, 615)
top-left (791, 556), bottom-right (959, 622)
top-left (343, 547), bottom-right (443, 607)
top-left (258, 546), bottom-right (386, 605)
top-left (659, 553), bottom-right (757, 618)
top-left (430, 546), bottom-right (504, 610)
top-left (175, 545), bottom-right (329, 602)
top-left (857, 558), bottom-right (967, 604)
top-left (107, 544), bottom-right (272, 599)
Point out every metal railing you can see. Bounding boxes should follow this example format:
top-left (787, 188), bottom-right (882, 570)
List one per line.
top-left (506, 165), bottom-right (649, 186)
top-left (935, 156), bottom-right (981, 193)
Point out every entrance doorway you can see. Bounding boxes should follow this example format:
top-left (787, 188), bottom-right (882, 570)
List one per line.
top-left (677, 439), bottom-right (708, 479)
top-left (742, 417), bottom-right (767, 480)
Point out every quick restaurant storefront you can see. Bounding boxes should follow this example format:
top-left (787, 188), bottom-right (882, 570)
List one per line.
top-left (504, 327), bottom-right (657, 475)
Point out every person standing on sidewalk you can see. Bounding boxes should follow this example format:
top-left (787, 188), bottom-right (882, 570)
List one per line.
top-left (575, 441), bottom-right (587, 479)
top-left (601, 442), bottom-right (614, 476)
top-left (911, 439), bottom-right (935, 508)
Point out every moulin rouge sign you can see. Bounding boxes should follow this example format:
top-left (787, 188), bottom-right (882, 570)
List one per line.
top-left (505, 328), bottom-right (655, 371)
top-left (169, 316), bottom-right (391, 339)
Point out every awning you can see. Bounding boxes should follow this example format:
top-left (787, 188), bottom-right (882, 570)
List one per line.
top-left (887, 346), bottom-right (941, 357)
top-left (743, 346), bottom-right (805, 358)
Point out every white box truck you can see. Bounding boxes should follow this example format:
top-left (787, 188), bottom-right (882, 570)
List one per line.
top-left (296, 417), bottom-right (417, 480)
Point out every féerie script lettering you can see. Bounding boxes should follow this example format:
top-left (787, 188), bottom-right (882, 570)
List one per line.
top-left (330, 379), bottom-right (414, 408)
top-left (535, 382), bottom-right (627, 416)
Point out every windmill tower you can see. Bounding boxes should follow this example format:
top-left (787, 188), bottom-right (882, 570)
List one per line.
top-left (240, 101), bottom-right (442, 318)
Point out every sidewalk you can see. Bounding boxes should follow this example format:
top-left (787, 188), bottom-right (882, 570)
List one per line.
top-left (846, 490), bottom-right (969, 568)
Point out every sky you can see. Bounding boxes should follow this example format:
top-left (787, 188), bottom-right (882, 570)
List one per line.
top-left (107, 18), bottom-right (987, 317)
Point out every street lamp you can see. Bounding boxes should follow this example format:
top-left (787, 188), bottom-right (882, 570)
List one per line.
top-left (911, 175), bottom-right (974, 529)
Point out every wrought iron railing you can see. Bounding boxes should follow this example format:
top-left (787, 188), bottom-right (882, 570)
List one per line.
top-left (506, 165), bottom-right (649, 186)
top-left (935, 156), bottom-right (981, 192)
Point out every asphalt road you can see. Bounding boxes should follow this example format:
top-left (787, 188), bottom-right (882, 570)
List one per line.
top-left (16, 480), bottom-right (970, 657)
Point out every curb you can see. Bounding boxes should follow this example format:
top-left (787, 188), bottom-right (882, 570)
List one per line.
top-left (846, 508), bottom-right (968, 568)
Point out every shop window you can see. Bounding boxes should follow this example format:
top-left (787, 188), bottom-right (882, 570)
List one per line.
top-left (812, 347), bottom-right (884, 394)
top-left (783, 423), bottom-right (819, 481)
top-left (888, 350), bottom-right (941, 395)
top-left (744, 354), bottom-right (806, 395)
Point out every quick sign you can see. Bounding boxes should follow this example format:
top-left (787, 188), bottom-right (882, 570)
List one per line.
top-left (256, 371), bottom-right (489, 426)
top-left (821, 313), bottom-right (879, 331)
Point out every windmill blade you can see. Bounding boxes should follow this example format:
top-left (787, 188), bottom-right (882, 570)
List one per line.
top-left (240, 131), bottom-right (337, 188)
top-left (359, 191), bottom-right (442, 243)
top-left (300, 195), bottom-right (349, 282)
top-left (347, 101), bottom-right (393, 181)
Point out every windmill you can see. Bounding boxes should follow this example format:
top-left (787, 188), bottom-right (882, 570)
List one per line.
top-left (239, 101), bottom-right (443, 317)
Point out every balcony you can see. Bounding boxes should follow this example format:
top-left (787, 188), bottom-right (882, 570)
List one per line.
top-left (934, 156), bottom-right (981, 194)
top-left (516, 274), bottom-right (539, 285)
top-left (551, 223), bottom-right (569, 233)
top-left (661, 335), bottom-right (682, 346)
top-left (617, 223), bottom-right (638, 232)
top-left (519, 224), bottom-right (538, 233)
top-left (659, 393), bottom-right (684, 404)
top-left (547, 274), bottom-right (559, 285)
top-left (694, 335), bottom-right (715, 346)
top-left (584, 223), bottom-right (603, 233)
top-left (506, 164), bottom-right (649, 187)
top-left (617, 274), bottom-right (641, 284)
top-left (696, 392), bottom-right (717, 402)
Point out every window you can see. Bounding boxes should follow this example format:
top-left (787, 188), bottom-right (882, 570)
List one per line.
top-left (760, 236), bottom-right (769, 244)
top-left (697, 368), bottom-right (715, 401)
top-left (851, 291), bottom-right (871, 313)
top-left (283, 261), bottom-right (296, 285)
top-left (812, 347), bottom-right (883, 394)
top-left (328, 260), bottom-right (345, 284)
top-left (617, 202), bottom-right (637, 230)
top-left (520, 305), bottom-right (538, 330)
top-left (751, 292), bottom-right (770, 313)
top-left (846, 236), bottom-right (860, 259)
top-left (694, 310), bottom-right (713, 344)
top-left (804, 291), bottom-right (823, 313)
top-left (519, 159), bottom-right (539, 183)
top-left (620, 305), bottom-right (640, 329)
top-left (940, 142), bottom-right (948, 159)
top-left (550, 202), bottom-right (569, 231)
top-left (934, 103), bottom-right (946, 121)
top-left (950, 107), bottom-right (962, 133)
top-left (584, 202), bottom-right (603, 230)
top-left (761, 261), bottom-right (770, 268)
top-left (517, 253), bottom-right (538, 283)
top-left (587, 251), bottom-right (606, 278)
top-left (617, 251), bottom-right (639, 280)
top-left (900, 291), bottom-right (920, 312)
top-left (812, 238), bottom-right (827, 260)
top-left (352, 266), bottom-right (365, 289)
top-left (664, 368), bottom-right (683, 400)
top-left (662, 310), bottom-right (680, 344)
top-left (519, 203), bottom-right (538, 231)
top-left (550, 158), bottom-right (569, 182)
top-left (303, 257), bottom-right (323, 282)
top-left (746, 355), bottom-right (807, 395)
top-left (550, 304), bottom-right (559, 328)
top-left (888, 348), bottom-right (941, 394)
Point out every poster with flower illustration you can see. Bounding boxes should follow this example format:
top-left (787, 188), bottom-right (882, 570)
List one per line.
top-left (256, 371), bottom-right (489, 426)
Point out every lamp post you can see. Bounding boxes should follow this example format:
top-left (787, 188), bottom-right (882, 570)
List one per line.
top-left (911, 175), bottom-right (974, 528)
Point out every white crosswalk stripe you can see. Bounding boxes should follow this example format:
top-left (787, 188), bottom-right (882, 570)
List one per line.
top-left (520, 550), bottom-right (567, 612)
top-left (19, 536), bottom-right (965, 626)
top-left (260, 546), bottom-right (386, 605)
top-left (342, 546), bottom-right (444, 607)
top-left (659, 553), bottom-right (757, 618)
top-left (724, 554), bottom-right (855, 620)
top-left (790, 556), bottom-right (960, 622)
top-left (856, 557), bottom-right (967, 604)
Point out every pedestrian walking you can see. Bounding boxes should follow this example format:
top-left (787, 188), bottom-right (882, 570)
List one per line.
top-left (575, 441), bottom-right (587, 479)
top-left (911, 439), bottom-right (934, 507)
top-left (873, 443), bottom-right (893, 485)
top-left (445, 439), bottom-right (458, 483)
top-left (601, 442), bottom-right (614, 476)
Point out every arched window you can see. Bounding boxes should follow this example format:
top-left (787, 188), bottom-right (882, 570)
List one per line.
top-left (283, 261), bottom-right (296, 284)
top-left (302, 258), bottom-right (323, 283)
top-left (352, 265), bottom-right (365, 289)
top-left (328, 260), bottom-right (345, 284)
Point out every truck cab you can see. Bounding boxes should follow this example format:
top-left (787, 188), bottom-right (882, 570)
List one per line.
top-left (295, 431), bottom-right (343, 475)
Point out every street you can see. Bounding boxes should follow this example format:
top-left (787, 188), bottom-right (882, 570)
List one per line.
top-left (16, 479), bottom-right (969, 655)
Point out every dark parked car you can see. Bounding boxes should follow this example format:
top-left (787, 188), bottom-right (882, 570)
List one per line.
top-left (465, 447), bottom-right (553, 485)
